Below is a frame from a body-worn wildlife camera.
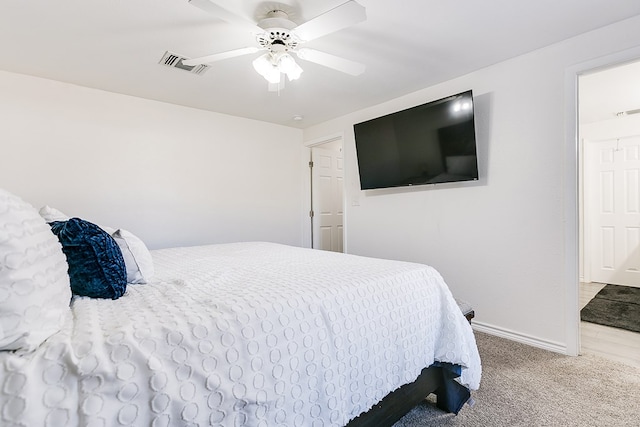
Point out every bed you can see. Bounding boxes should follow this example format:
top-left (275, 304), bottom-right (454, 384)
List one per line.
top-left (0, 189), bottom-right (481, 427)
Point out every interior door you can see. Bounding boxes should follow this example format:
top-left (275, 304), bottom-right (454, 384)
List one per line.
top-left (587, 136), bottom-right (640, 287)
top-left (311, 146), bottom-right (344, 252)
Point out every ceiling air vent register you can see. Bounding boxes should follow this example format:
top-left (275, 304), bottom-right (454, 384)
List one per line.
top-left (159, 51), bottom-right (210, 75)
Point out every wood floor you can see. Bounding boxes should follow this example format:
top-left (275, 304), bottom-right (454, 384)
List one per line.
top-left (580, 282), bottom-right (640, 368)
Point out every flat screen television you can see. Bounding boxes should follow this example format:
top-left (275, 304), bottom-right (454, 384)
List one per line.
top-left (353, 90), bottom-right (478, 190)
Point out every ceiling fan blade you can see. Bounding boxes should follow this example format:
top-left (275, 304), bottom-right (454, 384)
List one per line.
top-left (182, 47), bottom-right (260, 66)
top-left (188, 0), bottom-right (264, 34)
top-left (296, 48), bottom-right (365, 76)
top-left (293, 1), bottom-right (366, 42)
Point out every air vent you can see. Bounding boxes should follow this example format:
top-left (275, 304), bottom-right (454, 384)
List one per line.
top-left (159, 51), bottom-right (210, 75)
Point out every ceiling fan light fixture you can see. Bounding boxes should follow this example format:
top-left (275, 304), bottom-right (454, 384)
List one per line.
top-left (285, 65), bottom-right (303, 81)
top-left (252, 54), bottom-right (281, 83)
top-left (252, 54), bottom-right (272, 75)
top-left (253, 52), bottom-right (302, 84)
top-left (187, 0), bottom-right (368, 90)
top-left (278, 54), bottom-right (303, 81)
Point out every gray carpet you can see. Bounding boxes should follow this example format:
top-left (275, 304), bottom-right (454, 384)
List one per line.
top-left (393, 332), bottom-right (640, 427)
top-left (581, 284), bottom-right (640, 333)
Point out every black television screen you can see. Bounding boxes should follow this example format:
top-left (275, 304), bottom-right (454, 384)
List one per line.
top-left (353, 90), bottom-right (478, 190)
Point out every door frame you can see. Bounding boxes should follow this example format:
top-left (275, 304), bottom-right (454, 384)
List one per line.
top-left (302, 132), bottom-right (346, 251)
top-left (564, 46), bottom-right (640, 357)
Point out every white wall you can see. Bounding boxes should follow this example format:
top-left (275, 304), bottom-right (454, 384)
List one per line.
top-left (0, 70), bottom-right (304, 249)
top-left (303, 16), bottom-right (640, 352)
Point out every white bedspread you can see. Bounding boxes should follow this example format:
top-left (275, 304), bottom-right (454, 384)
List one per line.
top-left (0, 242), bottom-right (481, 427)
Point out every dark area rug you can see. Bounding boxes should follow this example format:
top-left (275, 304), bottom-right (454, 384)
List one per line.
top-left (581, 284), bottom-right (640, 333)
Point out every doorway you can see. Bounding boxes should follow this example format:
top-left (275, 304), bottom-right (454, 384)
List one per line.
top-left (306, 135), bottom-right (345, 252)
top-left (578, 59), bottom-right (640, 366)
top-left (580, 59), bottom-right (640, 286)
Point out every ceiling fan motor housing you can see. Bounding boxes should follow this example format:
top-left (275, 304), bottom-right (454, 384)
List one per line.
top-left (256, 10), bottom-right (299, 53)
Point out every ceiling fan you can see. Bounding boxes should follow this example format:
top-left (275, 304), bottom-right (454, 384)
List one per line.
top-left (183, 0), bottom-right (367, 89)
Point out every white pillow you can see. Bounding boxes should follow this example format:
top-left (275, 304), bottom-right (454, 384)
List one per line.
top-left (38, 205), bottom-right (70, 223)
top-left (111, 229), bottom-right (154, 284)
top-left (0, 189), bottom-right (72, 352)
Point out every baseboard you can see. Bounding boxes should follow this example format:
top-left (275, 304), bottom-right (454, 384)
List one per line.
top-left (471, 321), bottom-right (568, 355)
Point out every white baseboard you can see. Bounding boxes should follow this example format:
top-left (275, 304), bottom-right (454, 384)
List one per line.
top-left (472, 321), bottom-right (568, 355)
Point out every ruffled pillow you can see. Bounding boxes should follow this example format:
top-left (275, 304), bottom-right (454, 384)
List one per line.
top-left (0, 189), bottom-right (72, 352)
top-left (49, 218), bottom-right (127, 299)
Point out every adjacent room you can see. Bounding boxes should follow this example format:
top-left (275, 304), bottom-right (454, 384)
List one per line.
top-left (1, 1), bottom-right (640, 426)
top-left (579, 60), bottom-right (640, 368)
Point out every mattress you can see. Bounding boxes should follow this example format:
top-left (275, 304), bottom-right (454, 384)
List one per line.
top-left (0, 242), bottom-right (481, 426)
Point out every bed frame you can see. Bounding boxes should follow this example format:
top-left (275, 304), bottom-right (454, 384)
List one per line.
top-left (347, 365), bottom-right (443, 427)
top-left (347, 306), bottom-right (475, 426)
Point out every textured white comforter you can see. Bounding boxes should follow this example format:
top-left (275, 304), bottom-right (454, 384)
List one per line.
top-left (0, 242), bottom-right (481, 427)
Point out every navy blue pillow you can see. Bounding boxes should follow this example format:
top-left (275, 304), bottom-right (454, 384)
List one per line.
top-left (50, 218), bottom-right (127, 299)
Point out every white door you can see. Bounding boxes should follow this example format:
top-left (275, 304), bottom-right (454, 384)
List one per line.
top-left (311, 146), bottom-right (344, 252)
top-left (586, 136), bottom-right (640, 287)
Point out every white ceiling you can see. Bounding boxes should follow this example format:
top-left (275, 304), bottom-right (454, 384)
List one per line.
top-left (1, 0), bottom-right (640, 128)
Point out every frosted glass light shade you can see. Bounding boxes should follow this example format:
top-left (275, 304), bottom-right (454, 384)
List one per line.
top-left (279, 54), bottom-right (303, 80)
top-left (253, 52), bottom-right (301, 84)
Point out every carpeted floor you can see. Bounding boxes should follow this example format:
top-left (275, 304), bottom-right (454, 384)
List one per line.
top-left (580, 284), bottom-right (640, 333)
top-left (393, 332), bottom-right (640, 427)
